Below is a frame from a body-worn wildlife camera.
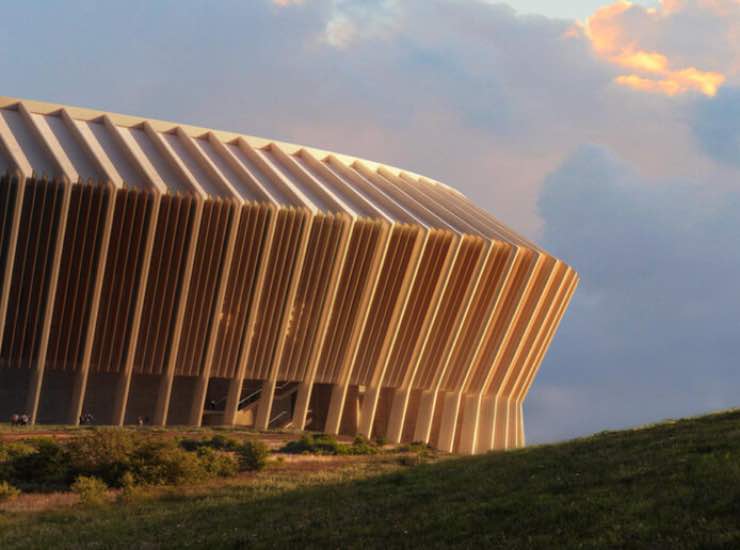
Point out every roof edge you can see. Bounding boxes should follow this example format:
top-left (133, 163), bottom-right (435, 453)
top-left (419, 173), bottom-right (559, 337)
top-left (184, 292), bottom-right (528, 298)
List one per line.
top-left (0, 95), bottom-right (465, 198)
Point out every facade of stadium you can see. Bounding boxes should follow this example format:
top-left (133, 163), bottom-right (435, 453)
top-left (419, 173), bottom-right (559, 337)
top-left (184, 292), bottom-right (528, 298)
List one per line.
top-left (0, 97), bottom-right (577, 454)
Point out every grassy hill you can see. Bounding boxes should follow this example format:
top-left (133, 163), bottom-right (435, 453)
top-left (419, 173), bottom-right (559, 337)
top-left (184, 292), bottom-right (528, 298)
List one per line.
top-left (1, 410), bottom-right (740, 549)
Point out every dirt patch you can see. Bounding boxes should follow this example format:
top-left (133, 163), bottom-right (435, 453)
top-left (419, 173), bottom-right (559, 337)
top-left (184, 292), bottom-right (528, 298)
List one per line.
top-left (271, 453), bottom-right (375, 472)
top-left (0, 431), bottom-right (79, 442)
top-left (0, 491), bottom-right (79, 513)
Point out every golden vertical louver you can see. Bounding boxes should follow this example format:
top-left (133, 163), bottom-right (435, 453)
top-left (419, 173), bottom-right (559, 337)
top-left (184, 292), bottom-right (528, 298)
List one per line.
top-left (0, 97), bottom-right (578, 454)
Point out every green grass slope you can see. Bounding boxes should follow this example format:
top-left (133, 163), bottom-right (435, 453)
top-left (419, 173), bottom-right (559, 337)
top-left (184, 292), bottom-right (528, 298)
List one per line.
top-left (2, 409), bottom-right (740, 549)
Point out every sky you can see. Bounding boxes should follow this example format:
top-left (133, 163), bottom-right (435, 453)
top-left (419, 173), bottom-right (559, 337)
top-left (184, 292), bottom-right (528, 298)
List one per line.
top-left (506, 0), bottom-right (660, 20)
top-left (1, 0), bottom-right (739, 443)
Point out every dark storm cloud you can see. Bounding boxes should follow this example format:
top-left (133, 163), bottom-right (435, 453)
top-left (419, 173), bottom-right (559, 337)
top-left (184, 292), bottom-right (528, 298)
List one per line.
top-left (527, 144), bottom-right (740, 442)
top-left (692, 87), bottom-right (740, 168)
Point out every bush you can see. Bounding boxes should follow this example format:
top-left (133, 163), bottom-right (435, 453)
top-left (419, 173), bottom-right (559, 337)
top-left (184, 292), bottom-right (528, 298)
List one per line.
top-left (398, 441), bottom-right (432, 454)
top-left (280, 434), bottom-right (378, 456)
top-left (0, 442), bottom-right (36, 481)
top-left (1, 431), bottom-right (247, 493)
top-left (197, 447), bottom-right (239, 477)
top-left (11, 439), bottom-right (71, 487)
top-left (239, 440), bottom-right (269, 471)
top-left (179, 434), bottom-right (242, 453)
top-left (69, 431), bottom-right (243, 487)
top-left (280, 434), bottom-right (342, 455)
top-left (350, 435), bottom-right (380, 455)
top-left (208, 434), bottom-right (242, 451)
top-left (130, 441), bottom-right (207, 486)
top-left (118, 472), bottom-right (147, 504)
top-left (67, 429), bottom-right (139, 487)
top-left (398, 441), bottom-right (434, 466)
top-left (71, 476), bottom-right (108, 506)
top-left (0, 481), bottom-right (20, 502)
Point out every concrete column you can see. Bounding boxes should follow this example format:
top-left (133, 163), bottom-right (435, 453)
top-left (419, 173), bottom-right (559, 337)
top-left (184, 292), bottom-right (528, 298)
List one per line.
top-left (152, 372), bottom-right (175, 427)
top-left (188, 204), bottom-right (243, 427)
top-left (111, 194), bottom-right (162, 426)
top-left (412, 389), bottom-right (437, 444)
top-left (517, 402), bottom-right (526, 447)
top-left (290, 218), bottom-right (355, 432)
top-left (357, 385), bottom-right (382, 438)
top-left (385, 387), bottom-right (411, 444)
top-left (223, 207), bottom-right (278, 427)
top-left (505, 398), bottom-right (520, 449)
top-left (153, 197), bottom-right (204, 427)
top-left (492, 396), bottom-right (509, 450)
top-left (26, 178), bottom-right (72, 424)
top-left (67, 184), bottom-right (117, 424)
top-left (457, 393), bottom-right (482, 455)
top-left (223, 377), bottom-right (243, 426)
top-left (292, 381), bottom-right (312, 430)
top-left (254, 378), bottom-right (277, 430)
top-left (188, 375), bottom-right (210, 426)
top-left (324, 383), bottom-right (348, 435)
top-left (436, 391), bottom-right (462, 453)
top-left (475, 394), bottom-right (496, 454)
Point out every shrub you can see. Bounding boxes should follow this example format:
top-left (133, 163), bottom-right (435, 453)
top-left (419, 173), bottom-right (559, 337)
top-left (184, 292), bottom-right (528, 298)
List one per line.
top-left (67, 429), bottom-right (139, 487)
top-left (130, 441), bottom-right (207, 486)
top-left (398, 441), bottom-right (432, 454)
top-left (179, 434), bottom-right (242, 453)
top-left (349, 435), bottom-right (379, 455)
top-left (280, 434), bottom-right (378, 456)
top-left (0, 442), bottom-right (36, 481)
top-left (71, 476), bottom-right (108, 506)
top-left (118, 472), bottom-right (147, 504)
top-left (68, 431), bottom-right (242, 487)
top-left (1, 432), bottom-right (248, 493)
top-left (11, 439), bottom-right (71, 487)
top-left (0, 481), bottom-right (20, 502)
top-left (239, 440), bottom-right (269, 471)
top-left (179, 437), bottom-right (205, 452)
top-left (208, 434), bottom-right (242, 451)
top-left (197, 447), bottom-right (239, 477)
top-left (280, 434), bottom-right (342, 455)
top-left (398, 442), bottom-right (434, 467)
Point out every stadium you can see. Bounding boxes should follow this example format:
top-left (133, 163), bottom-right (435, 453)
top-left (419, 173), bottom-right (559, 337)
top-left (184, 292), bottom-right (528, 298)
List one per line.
top-left (0, 97), bottom-right (577, 454)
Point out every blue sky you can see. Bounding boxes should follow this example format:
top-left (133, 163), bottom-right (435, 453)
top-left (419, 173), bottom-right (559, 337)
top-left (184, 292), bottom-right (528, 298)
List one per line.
top-left (506, 0), bottom-right (659, 19)
top-left (2, 0), bottom-right (739, 443)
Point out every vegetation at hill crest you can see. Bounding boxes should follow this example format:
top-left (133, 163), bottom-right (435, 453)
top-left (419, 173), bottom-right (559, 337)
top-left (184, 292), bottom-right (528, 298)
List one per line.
top-left (0, 409), bottom-right (739, 548)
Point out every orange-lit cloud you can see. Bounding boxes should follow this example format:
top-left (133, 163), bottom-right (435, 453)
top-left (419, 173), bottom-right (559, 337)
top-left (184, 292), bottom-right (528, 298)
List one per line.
top-left (584, 1), bottom-right (726, 96)
top-left (615, 51), bottom-right (668, 73)
top-left (615, 74), bottom-right (683, 95)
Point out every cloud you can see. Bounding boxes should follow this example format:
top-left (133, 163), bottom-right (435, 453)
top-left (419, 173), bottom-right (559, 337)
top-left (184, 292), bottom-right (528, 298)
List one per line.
top-left (691, 86), bottom-right (740, 167)
top-left (528, 144), bottom-right (740, 441)
top-left (614, 71), bottom-right (722, 96)
top-left (581, 0), bottom-right (735, 96)
top-left (273, 0), bottom-right (401, 47)
top-left (3, 0), bottom-right (727, 233)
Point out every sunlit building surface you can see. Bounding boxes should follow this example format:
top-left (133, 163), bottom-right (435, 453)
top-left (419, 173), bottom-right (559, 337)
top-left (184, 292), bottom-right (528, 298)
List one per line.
top-left (0, 98), bottom-right (577, 453)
